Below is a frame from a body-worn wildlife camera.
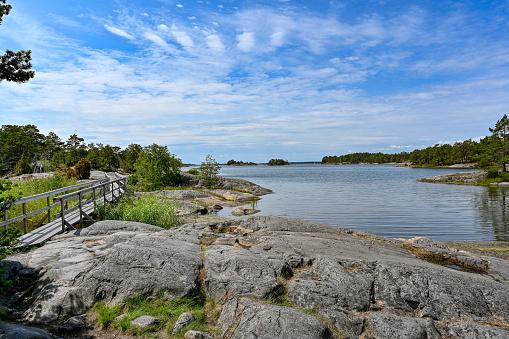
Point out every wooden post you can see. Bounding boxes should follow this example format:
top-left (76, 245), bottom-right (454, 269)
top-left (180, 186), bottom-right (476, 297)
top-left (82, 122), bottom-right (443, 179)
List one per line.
top-left (60, 198), bottom-right (66, 232)
top-left (47, 196), bottom-right (51, 223)
top-left (103, 183), bottom-right (107, 206)
top-left (93, 187), bottom-right (96, 214)
top-left (79, 192), bottom-right (83, 225)
top-left (23, 202), bottom-right (27, 234)
top-left (111, 182), bottom-right (115, 202)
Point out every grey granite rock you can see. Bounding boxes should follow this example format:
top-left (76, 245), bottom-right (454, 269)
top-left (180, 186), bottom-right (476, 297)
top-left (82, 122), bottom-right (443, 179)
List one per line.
top-left (23, 231), bottom-right (202, 323)
top-left (436, 321), bottom-right (509, 339)
top-left (130, 315), bottom-right (162, 327)
top-left (0, 323), bottom-right (58, 339)
top-left (204, 245), bottom-right (283, 300)
top-left (172, 312), bottom-right (196, 334)
top-left (59, 314), bottom-right (86, 331)
top-left (184, 330), bottom-right (213, 339)
top-left (218, 297), bottom-right (333, 339)
top-left (363, 313), bottom-right (441, 339)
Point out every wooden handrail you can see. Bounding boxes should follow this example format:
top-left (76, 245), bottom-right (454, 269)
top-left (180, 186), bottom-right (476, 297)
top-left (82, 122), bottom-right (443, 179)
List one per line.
top-left (4, 176), bottom-right (127, 233)
top-left (14, 178), bottom-right (109, 205)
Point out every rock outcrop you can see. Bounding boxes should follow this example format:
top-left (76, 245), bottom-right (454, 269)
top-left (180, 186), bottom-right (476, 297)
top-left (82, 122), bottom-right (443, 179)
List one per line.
top-left (418, 171), bottom-right (485, 184)
top-left (3, 216), bottom-right (509, 338)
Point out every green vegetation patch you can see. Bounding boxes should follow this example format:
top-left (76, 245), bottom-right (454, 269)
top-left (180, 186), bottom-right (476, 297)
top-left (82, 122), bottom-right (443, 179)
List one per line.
top-left (402, 244), bottom-right (489, 274)
top-left (92, 292), bottom-right (219, 338)
top-left (97, 195), bottom-right (180, 229)
top-left (445, 242), bottom-right (509, 261)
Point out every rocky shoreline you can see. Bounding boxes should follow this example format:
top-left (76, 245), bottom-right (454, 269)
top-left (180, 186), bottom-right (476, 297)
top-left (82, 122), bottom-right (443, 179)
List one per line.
top-left (2, 216), bottom-right (509, 338)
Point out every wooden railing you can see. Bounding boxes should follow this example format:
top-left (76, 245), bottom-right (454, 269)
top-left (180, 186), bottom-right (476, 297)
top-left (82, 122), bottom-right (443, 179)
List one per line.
top-left (1, 175), bottom-right (128, 235)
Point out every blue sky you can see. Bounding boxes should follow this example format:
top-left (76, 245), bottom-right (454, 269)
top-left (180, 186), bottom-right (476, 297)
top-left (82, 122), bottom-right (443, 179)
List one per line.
top-left (1, 0), bottom-right (509, 163)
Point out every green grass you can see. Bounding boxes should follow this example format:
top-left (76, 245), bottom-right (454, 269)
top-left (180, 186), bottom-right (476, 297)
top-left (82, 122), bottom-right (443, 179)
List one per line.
top-left (96, 195), bottom-right (180, 229)
top-left (93, 293), bottom-right (219, 338)
top-left (1, 175), bottom-right (79, 232)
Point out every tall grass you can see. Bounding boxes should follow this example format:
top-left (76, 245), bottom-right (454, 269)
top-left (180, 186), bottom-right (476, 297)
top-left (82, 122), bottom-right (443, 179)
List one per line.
top-left (96, 195), bottom-right (180, 229)
top-left (1, 175), bottom-right (78, 232)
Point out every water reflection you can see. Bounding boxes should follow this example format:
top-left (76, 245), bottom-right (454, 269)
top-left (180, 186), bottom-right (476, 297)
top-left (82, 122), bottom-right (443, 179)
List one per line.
top-left (474, 187), bottom-right (509, 241)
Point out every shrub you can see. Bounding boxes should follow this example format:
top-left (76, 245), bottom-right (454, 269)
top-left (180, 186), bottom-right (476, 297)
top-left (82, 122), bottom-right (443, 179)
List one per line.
top-left (198, 155), bottom-right (221, 188)
top-left (55, 164), bottom-right (76, 179)
top-left (74, 158), bottom-right (91, 179)
top-left (187, 169), bottom-right (199, 175)
top-left (14, 153), bottom-right (31, 175)
top-left (486, 166), bottom-right (501, 179)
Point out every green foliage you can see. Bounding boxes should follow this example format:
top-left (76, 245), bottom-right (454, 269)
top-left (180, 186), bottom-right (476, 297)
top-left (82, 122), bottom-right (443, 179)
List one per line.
top-left (0, 179), bottom-right (21, 296)
top-left (0, 226), bottom-right (21, 259)
top-left (0, 2), bottom-right (35, 83)
top-left (92, 292), bottom-right (215, 337)
top-left (198, 154), bottom-right (221, 188)
top-left (96, 195), bottom-right (180, 229)
top-left (3, 175), bottom-right (77, 231)
top-left (267, 159), bottom-right (290, 166)
top-left (187, 168), bottom-right (199, 175)
top-left (120, 143), bottom-right (143, 173)
top-left (0, 179), bottom-right (16, 215)
top-left (14, 153), bottom-right (31, 176)
top-left (227, 159), bottom-right (257, 166)
top-left (133, 144), bottom-right (182, 191)
top-left (74, 158), bottom-right (91, 180)
top-left (486, 167), bottom-right (501, 179)
top-left (0, 124), bottom-right (45, 175)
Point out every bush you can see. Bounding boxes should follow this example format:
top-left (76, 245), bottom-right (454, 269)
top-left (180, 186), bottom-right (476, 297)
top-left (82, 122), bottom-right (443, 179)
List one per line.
top-left (55, 164), bottom-right (76, 179)
top-left (74, 158), bottom-right (91, 179)
top-left (133, 144), bottom-right (182, 191)
top-left (486, 166), bottom-right (501, 179)
top-left (14, 153), bottom-right (31, 175)
top-left (187, 169), bottom-right (199, 175)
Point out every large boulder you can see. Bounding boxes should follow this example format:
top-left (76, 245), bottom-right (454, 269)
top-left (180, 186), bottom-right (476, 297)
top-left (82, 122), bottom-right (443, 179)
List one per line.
top-left (22, 222), bottom-right (202, 323)
top-left (218, 297), bottom-right (333, 339)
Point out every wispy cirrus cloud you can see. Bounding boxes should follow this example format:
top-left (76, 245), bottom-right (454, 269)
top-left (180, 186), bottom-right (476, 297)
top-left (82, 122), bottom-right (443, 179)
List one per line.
top-left (104, 25), bottom-right (135, 40)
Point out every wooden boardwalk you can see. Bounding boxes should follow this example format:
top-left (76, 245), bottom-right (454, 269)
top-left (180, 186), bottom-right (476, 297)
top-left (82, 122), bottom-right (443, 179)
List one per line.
top-left (2, 173), bottom-right (128, 247)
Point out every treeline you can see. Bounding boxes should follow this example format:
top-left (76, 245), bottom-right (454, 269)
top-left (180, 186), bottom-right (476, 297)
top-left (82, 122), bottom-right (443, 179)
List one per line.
top-left (322, 115), bottom-right (509, 170)
top-left (0, 124), bottom-right (183, 190)
top-left (226, 159), bottom-right (257, 166)
top-left (268, 159), bottom-right (290, 166)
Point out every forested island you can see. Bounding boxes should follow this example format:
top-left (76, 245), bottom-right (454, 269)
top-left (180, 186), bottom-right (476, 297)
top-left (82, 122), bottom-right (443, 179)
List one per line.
top-left (267, 158), bottom-right (290, 166)
top-left (226, 159), bottom-right (258, 166)
top-left (323, 114), bottom-right (509, 171)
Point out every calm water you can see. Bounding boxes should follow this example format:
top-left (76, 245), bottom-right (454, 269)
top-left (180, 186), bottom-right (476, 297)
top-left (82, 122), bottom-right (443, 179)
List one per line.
top-left (217, 164), bottom-right (509, 242)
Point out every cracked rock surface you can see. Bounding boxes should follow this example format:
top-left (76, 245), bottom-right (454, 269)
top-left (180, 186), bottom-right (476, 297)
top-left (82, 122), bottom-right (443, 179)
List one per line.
top-left (2, 216), bottom-right (509, 338)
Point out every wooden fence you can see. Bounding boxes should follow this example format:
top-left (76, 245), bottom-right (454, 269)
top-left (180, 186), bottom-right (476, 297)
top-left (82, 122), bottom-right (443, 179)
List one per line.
top-left (1, 174), bottom-right (128, 247)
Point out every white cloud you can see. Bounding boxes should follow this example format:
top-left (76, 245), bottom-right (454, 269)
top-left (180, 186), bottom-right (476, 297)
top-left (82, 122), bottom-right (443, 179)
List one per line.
top-left (104, 25), bottom-right (135, 40)
top-left (171, 25), bottom-right (194, 48)
top-left (143, 33), bottom-right (170, 48)
top-left (206, 34), bottom-right (225, 52)
top-left (237, 32), bottom-right (255, 52)
top-left (176, 4), bottom-right (183, 8)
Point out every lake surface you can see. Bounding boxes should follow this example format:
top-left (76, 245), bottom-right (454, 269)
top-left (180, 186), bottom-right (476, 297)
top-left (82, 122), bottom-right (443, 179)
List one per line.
top-left (217, 164), bottom-right (509, 242)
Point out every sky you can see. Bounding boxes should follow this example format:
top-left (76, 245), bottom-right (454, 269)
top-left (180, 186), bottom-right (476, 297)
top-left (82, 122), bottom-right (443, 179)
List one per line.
top-left (1, 0), bottom-right (509, 164)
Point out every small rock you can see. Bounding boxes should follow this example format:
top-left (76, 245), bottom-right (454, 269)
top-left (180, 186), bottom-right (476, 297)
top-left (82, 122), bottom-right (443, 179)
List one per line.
top-left (231, 206), bottom-right (260, 216)
top-left (59, 315), bottom-right (86, 331)
top-left (172, 312), bottom-right (196, 334)
top-left (130, 315), bottom-right (162, 327)
top-left (184, 330), bottom-right (213, 339)
top-left (114, 314), bottom-right (128, 322)
top-left (214, 238), bottom-right (238, 246)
